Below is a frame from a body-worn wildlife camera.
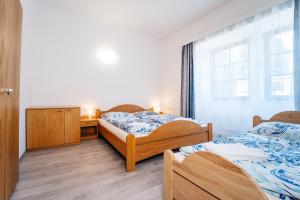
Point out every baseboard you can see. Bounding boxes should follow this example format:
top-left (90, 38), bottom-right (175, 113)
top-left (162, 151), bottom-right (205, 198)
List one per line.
top-left (19, 151), bottom-right (26, 161)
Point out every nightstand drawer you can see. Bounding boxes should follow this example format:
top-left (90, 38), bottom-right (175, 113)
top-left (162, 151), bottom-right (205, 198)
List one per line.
top-left (80, 120), bottom-right (98, 127)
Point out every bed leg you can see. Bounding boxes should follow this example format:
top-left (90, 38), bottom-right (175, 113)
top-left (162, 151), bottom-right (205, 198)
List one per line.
top-left (126, 134), bottom-right (136, 172)
top-left (164, 150), bottom-right (174, 200)
top-left (208, 123), bottom-right (213, 141)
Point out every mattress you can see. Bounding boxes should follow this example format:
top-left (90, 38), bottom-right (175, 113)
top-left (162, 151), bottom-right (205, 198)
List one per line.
top-left (98, 118), bottom-right (147, 142)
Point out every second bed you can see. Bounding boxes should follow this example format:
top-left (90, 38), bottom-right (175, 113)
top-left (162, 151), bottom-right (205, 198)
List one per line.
top-left (96, 104), bottom-right (212, 171)
top-left (164, 111), bottom-right (300, 200)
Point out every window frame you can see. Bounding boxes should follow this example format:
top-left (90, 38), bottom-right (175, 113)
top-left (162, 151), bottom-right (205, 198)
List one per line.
top-left (264, 27), bottom-right (294, 101)
top-left (211, 40), bottom-right (250, 100)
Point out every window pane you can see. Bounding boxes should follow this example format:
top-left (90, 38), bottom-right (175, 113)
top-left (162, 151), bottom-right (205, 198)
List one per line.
top-left (214, 49), bottom-right (229, 66)
top-left (214, 81), bottom-right (230, 98)
top-left (231, 44), bottom-right (248, 62)
top-left (231, 62), bottom-right (249, 79)
top-left (271, 31), bottom-right (293, 54)
top-left (271, 53), bottom-right (293, 76)
top-left (214, 66), bottom-right (230, 81)
top-left (232, 80), bottom-right (249, 97)
top-left (271, 75), bottom-right (293, 96)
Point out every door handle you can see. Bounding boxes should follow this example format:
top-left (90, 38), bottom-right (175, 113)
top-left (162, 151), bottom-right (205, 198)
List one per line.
top-left (7, 88), bottom-right (13, 95)
top-left (0, 88), bottom-right (13, 95)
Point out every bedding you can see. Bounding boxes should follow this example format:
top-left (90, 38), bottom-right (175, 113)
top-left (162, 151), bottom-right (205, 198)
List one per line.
top-left (203, 143), bottom-right (268, 161)
top-left (101, 112), bottom-right (160, 136)
top-left (136, 113), bottom-right (203, 125)
top-left (101, 111), bottom-right (206, 136)
top-left (249, 121), bottom-right (300, 143)
top-left (179, 132), bottom-right (300, 200)
top-left (132, 111), bottom-right (158, 118)
top-left (98, 119), bottom-right (140, 142)
top-left (101, 112), bottom-right (137, 123)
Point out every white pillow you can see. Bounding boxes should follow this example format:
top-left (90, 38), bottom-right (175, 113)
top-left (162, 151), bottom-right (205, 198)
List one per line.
top-left (133, 111), bottom-right (158, 118)
top-left (101, 112), bottom-right (131, 119)
top-left (249, 121), bottom-right (300, 142)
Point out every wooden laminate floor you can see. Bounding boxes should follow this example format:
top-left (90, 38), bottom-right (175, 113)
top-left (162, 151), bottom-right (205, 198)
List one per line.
top-left (11, 139), bottom-right (163, 200)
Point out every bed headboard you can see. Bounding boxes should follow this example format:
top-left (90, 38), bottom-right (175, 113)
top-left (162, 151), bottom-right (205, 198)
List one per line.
top-left (253, 111), bottom-right (300, 127)
top-left (95, 104), bottom-right (152, 118)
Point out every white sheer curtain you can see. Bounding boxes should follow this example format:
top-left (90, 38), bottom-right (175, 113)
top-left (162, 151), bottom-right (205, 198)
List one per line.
top-left (194, 1), bottom-right (295, 135)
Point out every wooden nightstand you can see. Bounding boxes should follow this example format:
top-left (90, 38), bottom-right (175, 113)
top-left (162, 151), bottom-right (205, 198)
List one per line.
top-left (80, 118), bottom-right (98, 140)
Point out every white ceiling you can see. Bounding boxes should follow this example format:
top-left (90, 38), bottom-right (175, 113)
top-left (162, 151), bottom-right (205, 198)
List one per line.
top-left (33, 0), bottom-right (230, 39)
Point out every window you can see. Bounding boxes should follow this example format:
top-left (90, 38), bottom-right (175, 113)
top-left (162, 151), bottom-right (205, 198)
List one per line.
top-left (212, 42), bottom-right (249, 99)
top-left (194, 0), bottom-right (294, 134)
top-left (266, 30), bottom-right (294, 99)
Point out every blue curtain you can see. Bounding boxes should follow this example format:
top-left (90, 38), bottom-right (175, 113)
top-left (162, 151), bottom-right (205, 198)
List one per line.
top-left (180, 42), bottom-right (195, 118)
top-left (295, 0), bottom-right (300, 110)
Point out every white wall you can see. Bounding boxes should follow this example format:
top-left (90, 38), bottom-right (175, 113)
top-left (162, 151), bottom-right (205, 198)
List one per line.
top-left (19, 1), bottom-right (163, 157)
top-left (160, 0), bottom-right (285, 115)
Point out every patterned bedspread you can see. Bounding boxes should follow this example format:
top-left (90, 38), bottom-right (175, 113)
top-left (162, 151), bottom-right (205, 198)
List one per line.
top-left (135, 112), bottom-right (202, 125)
top-left (179, 133), bottom-right (300, 200)
top-left (101, 111), bottom-right (202, 136)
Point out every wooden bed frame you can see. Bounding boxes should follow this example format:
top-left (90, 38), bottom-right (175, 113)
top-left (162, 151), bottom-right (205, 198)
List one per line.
top-left (164, 111), bottom-right (300, 200)
top-left (96, 104), bottom-right (213, 172)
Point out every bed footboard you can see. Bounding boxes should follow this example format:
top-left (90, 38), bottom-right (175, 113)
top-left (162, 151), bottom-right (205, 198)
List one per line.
top-left (99, 120), bottom-right (213, 172)
top-left (164, 150), bottom-right (268, 200)
top-left (136, 121), bottom-right (212, 145)
top-left (135, 121), bottom-right (212, 163)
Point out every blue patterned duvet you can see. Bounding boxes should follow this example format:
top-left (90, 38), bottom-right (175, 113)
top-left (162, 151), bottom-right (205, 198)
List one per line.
top-left (180, 133), bottom-right (300, 200)
top-left (101, 111), bottom-right (202, 136)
